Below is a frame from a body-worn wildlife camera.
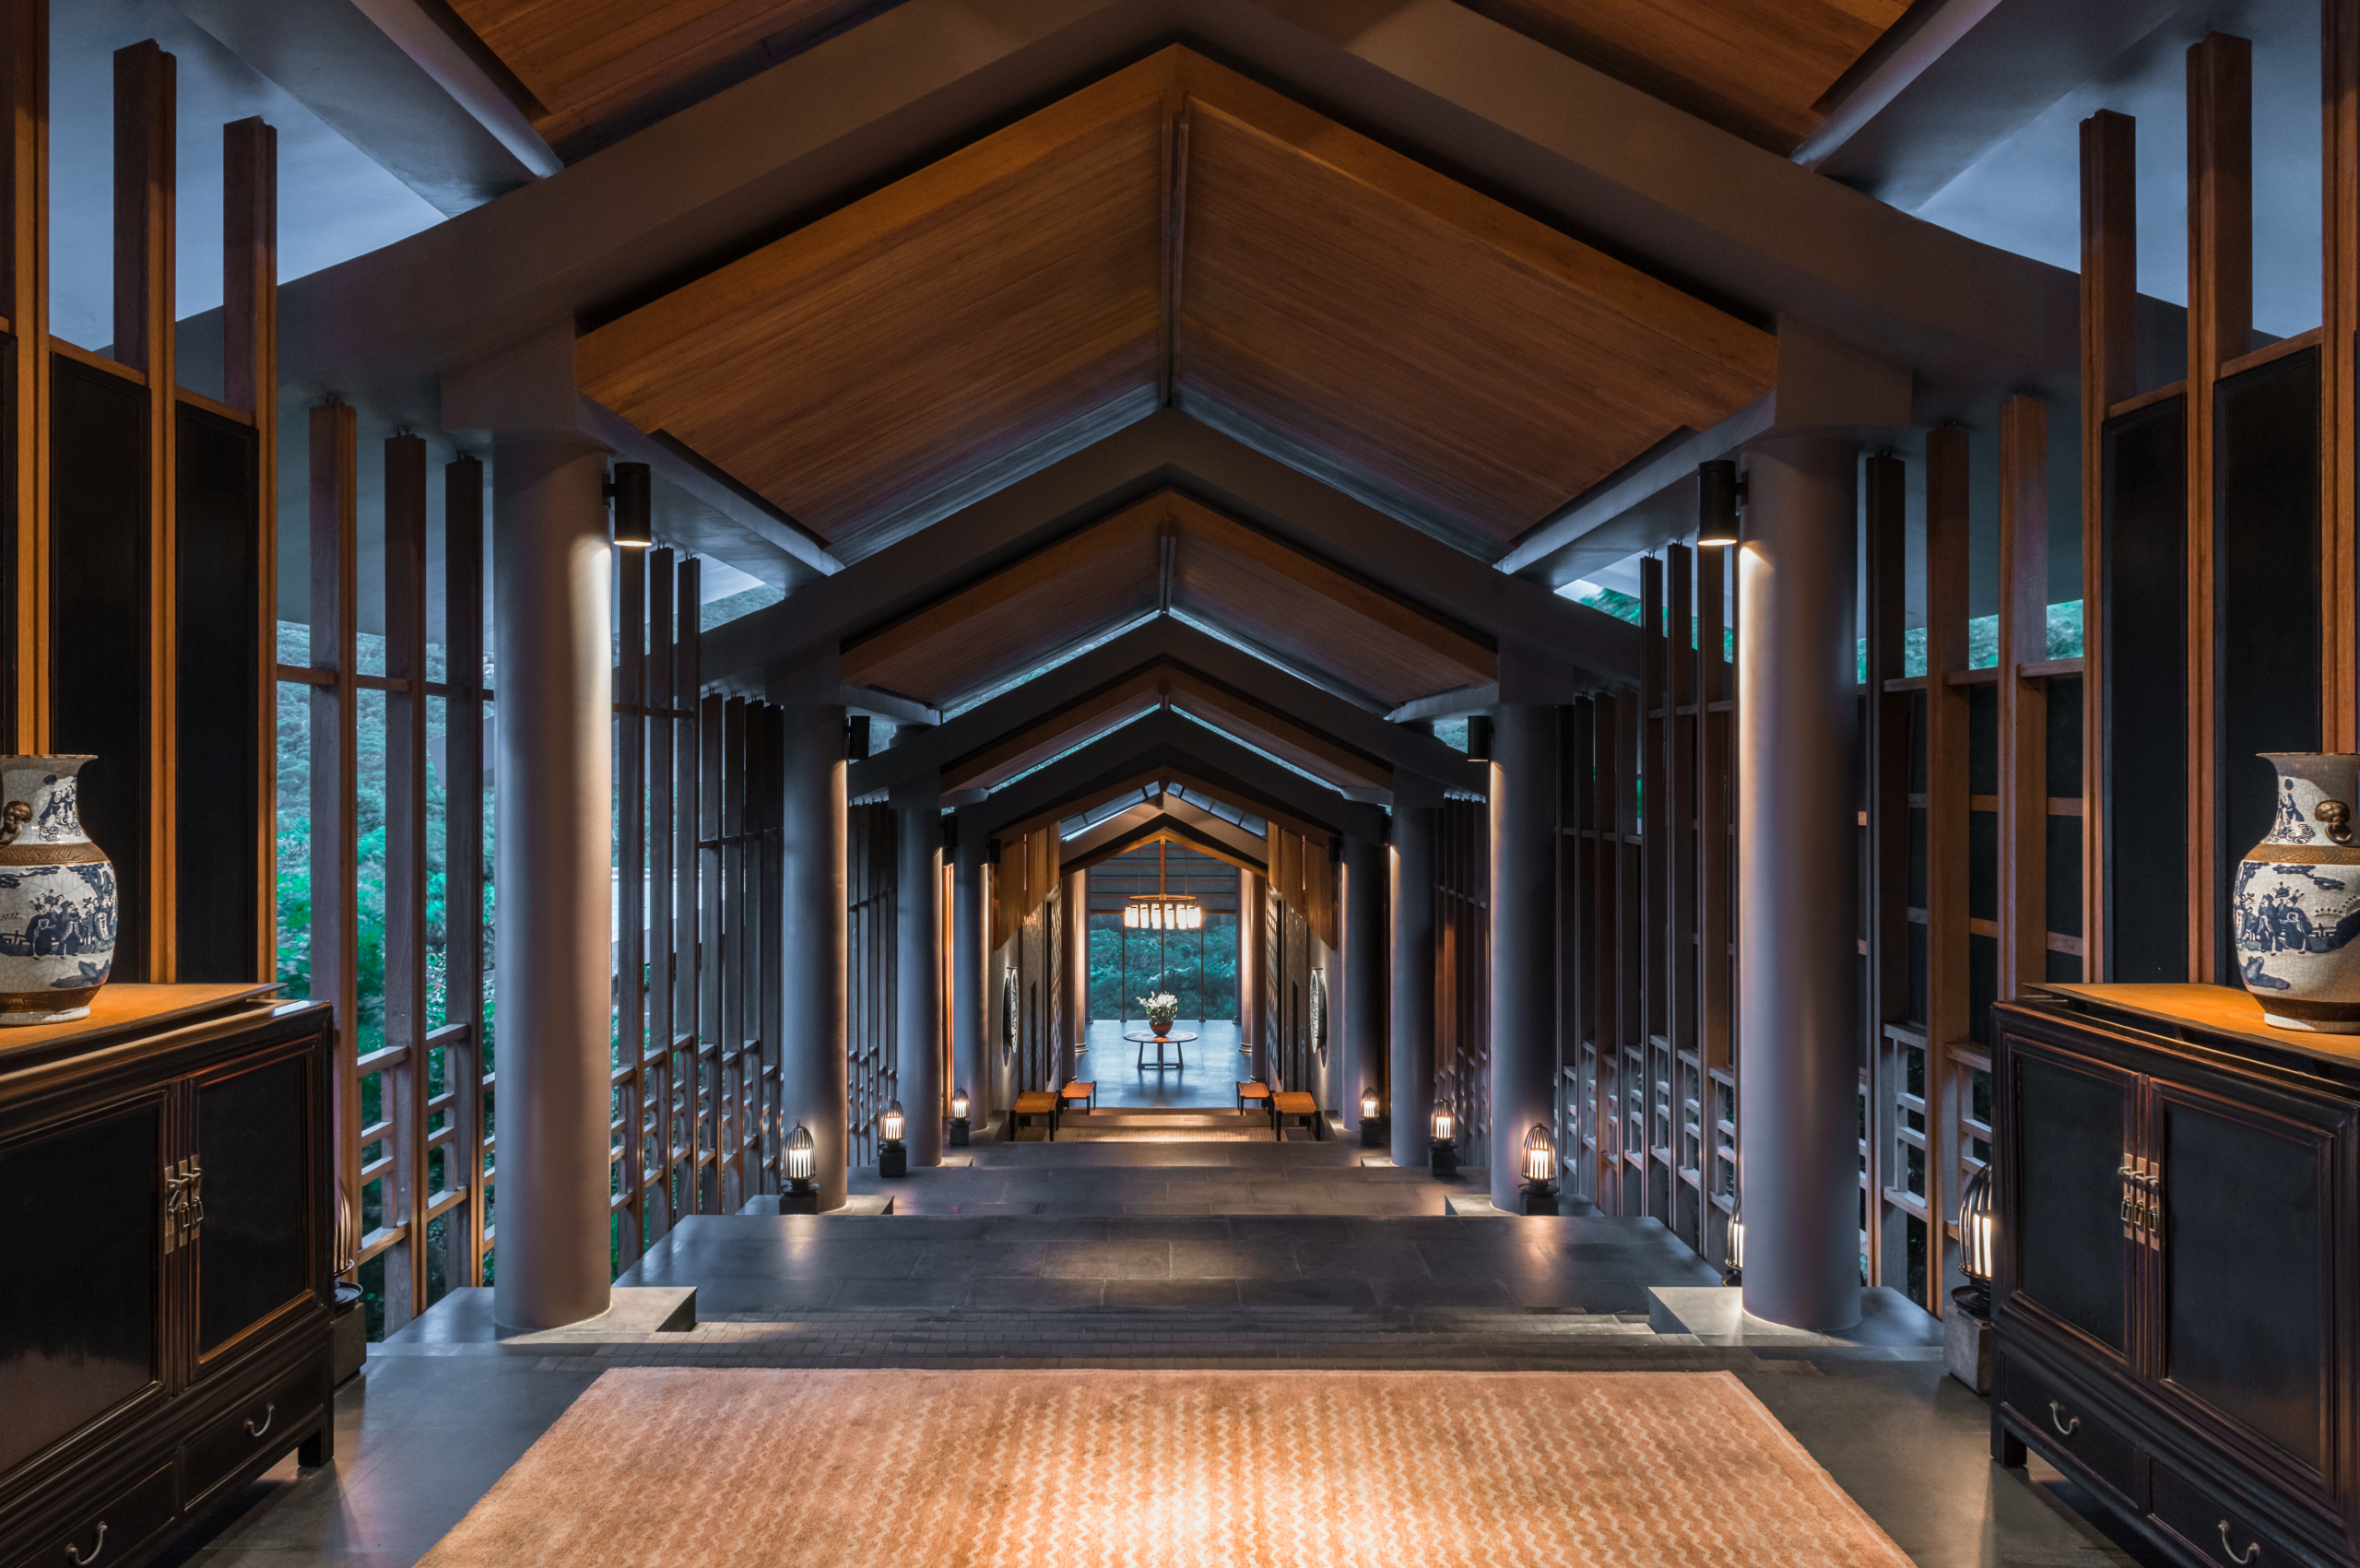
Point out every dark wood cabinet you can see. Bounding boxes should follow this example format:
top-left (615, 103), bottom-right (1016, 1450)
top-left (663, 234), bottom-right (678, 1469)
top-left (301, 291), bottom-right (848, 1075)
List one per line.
top-left (1994, 984), bottom-right (2360, 1567)
top-left (0, 985), bottom-right (335, 1568)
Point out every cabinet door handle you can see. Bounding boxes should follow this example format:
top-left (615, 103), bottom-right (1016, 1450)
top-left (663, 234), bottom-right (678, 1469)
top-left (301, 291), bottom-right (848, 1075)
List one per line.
top-left (2219, 1520), bottom-right (2260, 1563)
top-left (2048, 1401), bottom-right (2080, 1436)
top-left (244, 1403), bottom-right (275, 1438)
top-left (64, 1521), bottom-right (106, 1565)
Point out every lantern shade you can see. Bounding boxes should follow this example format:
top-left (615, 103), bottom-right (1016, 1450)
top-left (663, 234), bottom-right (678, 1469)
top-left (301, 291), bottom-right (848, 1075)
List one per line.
top-left (1361, 1089), bottom-right (1380, 1120)
top-left (785, 1123), bottom-right (816, 1186)
top-left (1521, 1123), bottom-right (1556, 1185)
top-left (881, 1101), bottom-right (905, 1143)
top-left (1431, 1106), bottom-right (1455, 1143)
top-left (951, 1087), bottom-right (970, 1119)
top-left (1957, 1161), bottom-right (1995, 1283)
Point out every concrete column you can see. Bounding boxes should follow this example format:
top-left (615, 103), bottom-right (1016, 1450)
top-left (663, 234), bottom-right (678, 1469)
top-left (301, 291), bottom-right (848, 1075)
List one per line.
top-left (780, 703), bottom-right (849, 1209)
top-left (489, 434), bottom-right (613, 1331)
top-left (894, 796), bottom-right (942, 1168)
top-left (1340, 832), bottom-right (1386, 1135)
top-left (951, 810), bottom-right (986, 1126)
top-left (1389, 805), bottom-right (1437, 1169)
top-left (1490, 704), bottom-right (1561, 1208)
top-left (1737, 435), bottom-right (1862, 1332)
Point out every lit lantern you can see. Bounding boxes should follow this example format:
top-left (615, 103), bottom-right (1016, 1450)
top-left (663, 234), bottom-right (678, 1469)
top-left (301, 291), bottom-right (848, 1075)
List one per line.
top-left (1953, 1162), bottom-right (1995, 1318)
top-left (1358, 1087), bottom-right (1388, 1150)
top-left (783, 1123), bottom-right (820, 1213)
top-left (879, 1100), bottom-right (908, 1178)
top-left (1428, 1104), bottom-right (1458, 1180)
top-left (1517, 1124), bottom-right (1560, 1215)
top-left (1362, 1089), bottom-right (1381, 1121)
top-left (1123, 840), bottom-right (1203, 930)
top-left (950, 1087), bottom-right (972, 1149)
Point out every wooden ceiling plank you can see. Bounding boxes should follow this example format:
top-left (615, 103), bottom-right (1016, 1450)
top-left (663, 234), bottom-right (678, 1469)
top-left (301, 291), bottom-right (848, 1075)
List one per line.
top-left (941, 668), bottom-right (1168, 793)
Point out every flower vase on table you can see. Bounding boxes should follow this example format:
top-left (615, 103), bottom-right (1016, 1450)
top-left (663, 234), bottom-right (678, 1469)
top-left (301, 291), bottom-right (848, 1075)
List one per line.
top-left (1139, 991), bottom-right (1179, 1039)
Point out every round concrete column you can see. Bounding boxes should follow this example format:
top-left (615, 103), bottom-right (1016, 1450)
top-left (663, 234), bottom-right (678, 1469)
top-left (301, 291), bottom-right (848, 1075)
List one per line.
top-left (1389, 806), bottom-right (1437, 1168)
top-left (1340, 833), bottom-right (1386, 1135)
top-left (951, 812), bottom-right (986, 1126)
top-left (1489, 704), bottom-right (1560, 1208)
top-left (1737, 435), bottom-right (1862, 1332)
top-left (781, 704), bottom-right (849, 1209)
top-left (896, 805), bottom-right (943, 1167)
top-left (489, 435), bottom-right (613, 1331)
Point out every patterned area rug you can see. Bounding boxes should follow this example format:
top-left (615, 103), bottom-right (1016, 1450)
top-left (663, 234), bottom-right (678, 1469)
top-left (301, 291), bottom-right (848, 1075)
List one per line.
top-left (414, 1369), bottom-right (1916, 1567)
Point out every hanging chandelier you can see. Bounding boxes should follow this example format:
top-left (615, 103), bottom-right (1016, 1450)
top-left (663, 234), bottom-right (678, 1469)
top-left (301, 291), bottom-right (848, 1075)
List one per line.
top-left (1124, 839), bottom-right (1202, 930)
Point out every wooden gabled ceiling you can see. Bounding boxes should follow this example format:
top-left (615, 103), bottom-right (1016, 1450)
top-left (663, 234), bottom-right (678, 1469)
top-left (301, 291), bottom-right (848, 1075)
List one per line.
top-left (1451, 0), bottom-right (1909, 152)
top-left (577, 47), bottom-right (1776, 564)
top-left (836, 491), bottom-right (1495, 712)
top-left (939, 660), bottom-right (1394, 796)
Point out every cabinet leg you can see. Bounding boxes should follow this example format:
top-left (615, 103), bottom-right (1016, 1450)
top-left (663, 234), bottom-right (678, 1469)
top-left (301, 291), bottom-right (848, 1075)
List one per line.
top-left (300, 1420), bottom-right (335, 1469)
top-left (1992, 1420), bottom-right (2026, 1469)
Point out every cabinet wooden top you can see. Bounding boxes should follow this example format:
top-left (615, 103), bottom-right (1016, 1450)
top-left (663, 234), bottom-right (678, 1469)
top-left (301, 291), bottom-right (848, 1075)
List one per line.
top-left (0, 984), bottom-right (291, 1063)
top-left (2032, 982), bottom-right (2360, 1078)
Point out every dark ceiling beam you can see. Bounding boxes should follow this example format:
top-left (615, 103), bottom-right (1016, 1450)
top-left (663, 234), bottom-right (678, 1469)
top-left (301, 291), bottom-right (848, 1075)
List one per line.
top-left (703, 414), bottom-right (1643, 699)
top-left (266, 0), bottom-right (2079, 437)
top-left (845, 618), bottom-right (1473, 801)
top-left (1800, 0), bottom-right (2189, 209)
top-left (973, 713), bottom-right (1384, 839)
top-left (1061, 802), bottom-right (1268, 873)
top-left (163, 0), bottom-right (552, 217)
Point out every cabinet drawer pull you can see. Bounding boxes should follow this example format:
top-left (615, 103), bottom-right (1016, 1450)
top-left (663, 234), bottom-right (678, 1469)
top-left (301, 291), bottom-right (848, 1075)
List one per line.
top-left (2047, 1401), bottom-right (2080, 1436)
top-left (64, 1521), bottom-right (106, 1565)
top-left (244, 1404), bottom-right (275, 1438)
top-left (2219, 1521), bottom-right (2260, 1563)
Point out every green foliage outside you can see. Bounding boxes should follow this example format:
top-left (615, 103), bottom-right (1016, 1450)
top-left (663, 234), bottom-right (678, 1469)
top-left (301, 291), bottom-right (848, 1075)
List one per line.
top-left (1088, 912), bottom-right (1240, 1024)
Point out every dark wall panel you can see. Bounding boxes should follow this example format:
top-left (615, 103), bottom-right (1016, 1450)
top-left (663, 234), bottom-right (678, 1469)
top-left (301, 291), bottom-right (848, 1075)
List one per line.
top-left (51, 357), bottom-right (149, 982)
top-left (2102, 396), bottom-right (2189, 984)
top-left (176, 404), bottom-right (260, 980)
top-left (2215, 348), bottom-right (2321, 982)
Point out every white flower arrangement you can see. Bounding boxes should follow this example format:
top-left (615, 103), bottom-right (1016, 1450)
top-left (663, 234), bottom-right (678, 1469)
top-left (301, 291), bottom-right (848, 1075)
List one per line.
top-left (1137, 992), bottom-right (1179, 1015)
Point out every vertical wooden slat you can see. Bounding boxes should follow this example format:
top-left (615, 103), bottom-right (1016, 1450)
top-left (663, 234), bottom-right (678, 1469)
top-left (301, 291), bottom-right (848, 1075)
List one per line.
top-left (2081, 110), bottom-right (2136, 977)
top-left (1923, 425), bottom-right (1971, 1316)
top-left (3, 0), bottom-right (46, 752)
top-left (309, 400), bottom-right (359, 1267)
top-left (617, 539), bottom-right (646, 1262)
top-left (674, 559), bottom-right (701, 1214)
top-left (2187, 32), bottom-right (2251, 984)
top-left (643, 548), bottom-right (675, 1237)
top-left (720, 695), bottom-right (748, 1211)
top-left (1698, 544), bottom-right (1734, 1265)
top-left (1665, 544), bottom-right (1696, 1243)
top-left (1637, 554), bottom-right (1665, 1216)
top-left (223, 117), bottom-right (276, 981)
top-left (1999, 396), bottom-right (2050, 1009)
top-left (758, 703), bottom-right (785, 1190)
top-left (697, 689), bottom-right (722, 1211)
top-left (442, 456), bottom-right (485, 1285)
top-left (2325, 5), bottom-right (2359, 754)
top-left (1613, 690), bottom-right (1642, 1212)
top-left (382, 432), bottom-right (426, 1330)
top-left (1863, 451), bottom-right (1908, 1291)
top-left (115, 40), bottom-right (175, 979)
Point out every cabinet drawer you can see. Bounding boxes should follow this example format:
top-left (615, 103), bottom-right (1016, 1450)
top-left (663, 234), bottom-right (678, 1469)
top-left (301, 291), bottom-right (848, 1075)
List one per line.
top-left (17, 1462), bottom-right (174, 1568)
top-left (181, 1359), bottom-right (326, 1509)
top-left (2149, 1459), bottom-right (2301, 1568)
top-left (2000, 1356), bottom-right (2139, 1505)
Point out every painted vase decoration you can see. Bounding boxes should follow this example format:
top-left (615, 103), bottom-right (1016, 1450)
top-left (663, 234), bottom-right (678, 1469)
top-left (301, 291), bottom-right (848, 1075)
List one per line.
top-left (2235, 752), bottom-right (2360, 1032)
top-left (0, 756), bottom-right (117, 1025)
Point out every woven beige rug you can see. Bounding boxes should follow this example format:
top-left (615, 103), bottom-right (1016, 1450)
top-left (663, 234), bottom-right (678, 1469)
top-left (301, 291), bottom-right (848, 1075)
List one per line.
top-left (414, 1369), bottom-right (1916, 1568)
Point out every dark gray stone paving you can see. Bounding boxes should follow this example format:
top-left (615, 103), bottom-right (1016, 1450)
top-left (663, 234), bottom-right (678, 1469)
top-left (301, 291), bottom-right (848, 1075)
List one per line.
top-left (159, 1160), bottom-right (2169, 1568)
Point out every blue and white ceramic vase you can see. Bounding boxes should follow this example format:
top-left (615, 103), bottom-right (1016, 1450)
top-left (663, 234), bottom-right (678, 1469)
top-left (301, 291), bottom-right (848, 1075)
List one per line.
top-left (2236, 752), bottom-right (2360, 1032)
top-left (0, 756), bottom-right (116, 1024)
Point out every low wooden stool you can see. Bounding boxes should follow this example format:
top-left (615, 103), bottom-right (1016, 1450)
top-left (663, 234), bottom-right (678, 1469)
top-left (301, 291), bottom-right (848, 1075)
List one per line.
top-left (1237, 1080), bottom-right (1271, 1127)
top-left (1060, 1080), bottom-right (1097, 1114)
top-left (1012, 1090), bottom-right (1060, 1141)
top-left (1273, 1091), bottom-right (1323, 1140)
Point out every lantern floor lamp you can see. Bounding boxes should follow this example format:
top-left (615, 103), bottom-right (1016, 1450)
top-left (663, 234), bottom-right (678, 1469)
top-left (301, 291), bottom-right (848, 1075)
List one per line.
top-left (879, 1101), bottom-right (908, 1177)
top-left (1517, 1124), bottom-right (1561, 1216)
top-left (1359, 1089), bottom-right (1389, 1149)
top-left (1945, 1161), bottom-right (1997, 1394)
top-left (781, 1123), bottom-right (820, 1213)
top-left (949, 1086), bottom-right (972, 1148)
top-left (1428, 1107), bottom-right (1458, 1179)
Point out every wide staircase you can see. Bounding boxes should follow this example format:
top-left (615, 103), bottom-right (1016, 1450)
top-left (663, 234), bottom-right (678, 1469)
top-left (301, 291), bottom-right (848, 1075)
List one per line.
top-left (1034, 1107), bottom-right (1295, 1141)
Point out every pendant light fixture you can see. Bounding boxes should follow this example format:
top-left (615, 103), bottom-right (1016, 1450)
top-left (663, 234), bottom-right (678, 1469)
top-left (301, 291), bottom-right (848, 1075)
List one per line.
top-left (1123, 839), bottom-right (1202, 930)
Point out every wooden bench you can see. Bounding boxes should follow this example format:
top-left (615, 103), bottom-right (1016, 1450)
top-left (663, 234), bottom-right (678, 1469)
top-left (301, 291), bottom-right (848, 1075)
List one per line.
top-left (1272, 1091), bottom-right (1323, 1140)
top-left (1012, 1090), bottom-right (1060, 1141)
top-left (1060, 1080), bottom-right (1096, 1114)
top-left (1235, 1079), bottom-right (1271, 1115)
